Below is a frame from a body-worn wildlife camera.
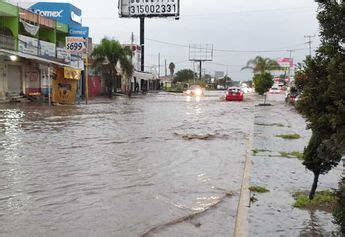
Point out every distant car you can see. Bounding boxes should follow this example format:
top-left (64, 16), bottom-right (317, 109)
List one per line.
top-left (226, 87), bottom-right (244, 101)
top-left (269, 87), bottom-right (282, 94)
top-left (241, 87), bottom-right (249, 93)
top-left (183, 85), bottom-right (205, 97)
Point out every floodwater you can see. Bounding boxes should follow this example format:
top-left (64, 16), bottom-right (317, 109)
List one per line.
top-left (249, 94), bottom-right (343, 237)
top-left (0, 91), bottom-right (254, 236)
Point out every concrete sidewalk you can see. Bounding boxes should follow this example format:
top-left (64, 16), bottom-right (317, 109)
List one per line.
top-left (247, 94), bottom-right (342, 236)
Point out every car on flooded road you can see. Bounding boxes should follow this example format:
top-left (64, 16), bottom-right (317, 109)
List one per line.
top-left (225, 87), bottom-right (244, 101)
top-left (269, 86), bottom-right (282, 94)
top-left (183, 85), bottom-right (205, 97)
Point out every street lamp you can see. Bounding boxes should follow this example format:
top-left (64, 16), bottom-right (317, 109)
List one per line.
top-left (9, 55), bottom-right (17, 61)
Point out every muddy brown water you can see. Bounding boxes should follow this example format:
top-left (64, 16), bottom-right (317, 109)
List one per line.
top-left (0, 91), bottom-right (254, 236)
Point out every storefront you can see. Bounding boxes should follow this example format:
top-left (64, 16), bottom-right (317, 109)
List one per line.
top-left (52, 67), bottom-right (81, 105)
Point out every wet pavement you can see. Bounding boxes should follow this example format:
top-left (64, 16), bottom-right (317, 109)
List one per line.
top-left (0, 91), bottom-right (254, 236)
top-left (248, 94), bottom-right (343, 237)
top-left (1, 92), bottom-right (342, 236)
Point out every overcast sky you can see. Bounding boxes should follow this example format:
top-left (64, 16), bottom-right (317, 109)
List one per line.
top-left (13, 0), bottom-right (321, 80)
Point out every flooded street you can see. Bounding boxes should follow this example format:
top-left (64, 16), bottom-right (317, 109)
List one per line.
top-left (249, 94), bottom-right (343, 237)
top-left (0, 91), bottom-right (254, 236)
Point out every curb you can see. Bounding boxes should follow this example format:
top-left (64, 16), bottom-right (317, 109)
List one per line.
top-left (234, 102), bottom-right (254, 237)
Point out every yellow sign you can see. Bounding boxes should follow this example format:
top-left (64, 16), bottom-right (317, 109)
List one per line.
top-left (64, 67), bottom-right (81, 80)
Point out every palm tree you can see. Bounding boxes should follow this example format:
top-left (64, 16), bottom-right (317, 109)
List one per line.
top-left (242, 56), bottom-right (280, 74)
top-left (92, 38), bottom-right (133, 98)
top-left (168, 62), bottom-right (175, 78)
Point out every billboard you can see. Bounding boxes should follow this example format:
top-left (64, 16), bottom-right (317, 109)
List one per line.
top-left (118, 0), bottom-right (180, 18)
top-left (277, 57), bottom-right (293, 68)
top-left (66, 37), bottom-right (87, 54)
top-left (215, 71), bottom-right (224, 79)
top-left (30, 2), bottom-right (82, 28)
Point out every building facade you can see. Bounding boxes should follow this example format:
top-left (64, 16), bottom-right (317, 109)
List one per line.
top-left (0, 1), bottom-right (89, 104)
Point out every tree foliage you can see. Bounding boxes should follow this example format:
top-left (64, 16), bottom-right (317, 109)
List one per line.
top-left (217, 75), bottom-right (233, 87)
top-left (92, 38), bottom-right (133, 97)
top-left (253, 72), bottom-right (274, 104)
top-left (242, 56), bottom-right (280, 74)
top-left (334, 177), bottom-right (345, 235)
top-left (296, 0), bottom-right (344, 200)
top-left (169, 62), bottom-right (175, 77)
top-left (173, 69), bottom-right (195, 83)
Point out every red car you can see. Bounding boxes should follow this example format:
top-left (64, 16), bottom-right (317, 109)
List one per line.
top-left (226, 87), bottom-right (244, 101)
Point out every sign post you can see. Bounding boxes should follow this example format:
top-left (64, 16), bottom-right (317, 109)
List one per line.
top-left (118, 0), bottom-right (180, 73)
top-left (140, 17), bottom-right (144, 72)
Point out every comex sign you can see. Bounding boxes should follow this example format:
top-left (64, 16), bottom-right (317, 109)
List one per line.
top-left (34, 9), bottom-right (64, 17)
top-left (71, 11), bottom-right (82, 24)
top-left (33, 9), bottom-right (82, 24)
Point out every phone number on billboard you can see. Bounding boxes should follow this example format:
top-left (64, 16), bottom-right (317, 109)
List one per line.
top-left (129, 2), bottom-right (178, 15)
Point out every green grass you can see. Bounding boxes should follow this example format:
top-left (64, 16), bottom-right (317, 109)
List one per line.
top-left (252, 149), bottom-right (270, 156)
top-left (255, 123), bottom-right (285, 127)
top-left (249, 186), bottom-right (270, 193)
top-left (293, 190), bottom-right (337, 212)
top-left (279, 151), bottom-right (304, 160)
top-left (275, 133), bottom-right (301, 139)
top-left (290, 151), bottom-right (304, 159)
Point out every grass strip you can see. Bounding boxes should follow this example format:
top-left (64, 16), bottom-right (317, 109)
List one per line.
top-left (255, 123), bottom-right (285, 127)
top-left (293, 190), bottom-right (337, 212)
top-left (279, 151), bottom-right (304, 160)
top-left (276, 133), bottom-right (301, 139)
top-left (252, 149), bottom-right (270, 156)
top-left (249, 186), bottom-right (270, 193)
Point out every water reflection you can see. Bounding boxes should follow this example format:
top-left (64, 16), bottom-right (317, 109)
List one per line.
top-left (300, 211), bottom-right (327, 237)
top-left (0, 92), bottom-right (253, 236)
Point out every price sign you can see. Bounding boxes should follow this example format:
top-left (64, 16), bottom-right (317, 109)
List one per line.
top-left (66, 37), bottom-right (87, 54)
top-left (119, 0), bottom-right (180, 18)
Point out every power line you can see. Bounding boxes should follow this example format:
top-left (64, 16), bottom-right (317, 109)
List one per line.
top-left (182, 6), bottom-right (315, 17)
top-left (146, 38), bottom-right (189, 48)
top-left (208, 62), bottom-right (243, 68)
top-left (145, 38), bottom-right (310, 54)
top-left (83, 6), bottom-right (315, 20)
top-left (304, 35), bottom-right (316, 56)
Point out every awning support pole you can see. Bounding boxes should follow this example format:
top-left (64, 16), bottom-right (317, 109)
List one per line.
top-left (48, 66), bottom-right (51, 106)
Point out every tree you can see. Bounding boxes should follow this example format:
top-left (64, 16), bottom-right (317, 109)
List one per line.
top-left (92, 38), bottom-right (133, 98)
top-left (173, 69), bottom-right (195, 83)
top-left (204, 74), bottom-right (212, 82)
top-left (334, 177), bottom-right (345, 235)
top-left (296, 0), bottom-right (344, 200)
top-left (253, 72), bottom-right (274, 104)
top-left (217, 75), bottom-right (232, 87)
top-left (169, 62), bottom-right (175, 78)
top-left (242, 56), bottom-right (280, 74)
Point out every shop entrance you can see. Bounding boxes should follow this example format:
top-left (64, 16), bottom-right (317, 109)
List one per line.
top-left (7, 65), bottom-right (22, 95)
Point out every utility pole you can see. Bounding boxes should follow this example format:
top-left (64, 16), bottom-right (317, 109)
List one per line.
top-left (130, 32), bottom-right (134, 96)
top-left (140, 17), bottom-right (145, 72)
top-left (158, 53), bottom-right (160, 78)
top-left (287, 49), bottom-right (294, 80)
top-left (199, 60), bottom-right (202, 81)
top-left (165, 59), bottom-right (167, 77)
top-left (304, 35), bottom-right (316, 57)
top-left (131, 32), bottom-right (134, 60)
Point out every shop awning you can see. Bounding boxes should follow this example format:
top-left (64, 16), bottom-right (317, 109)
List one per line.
top-left (64, 67), bottom-right (81, 80)
top-left (133, 71), bottom-right (155, 81)
top-left (0, 48), bottom-right (79, 69)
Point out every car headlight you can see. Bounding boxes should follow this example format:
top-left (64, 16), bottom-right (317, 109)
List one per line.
top-left (194, 89), bottom-right (202, 96)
